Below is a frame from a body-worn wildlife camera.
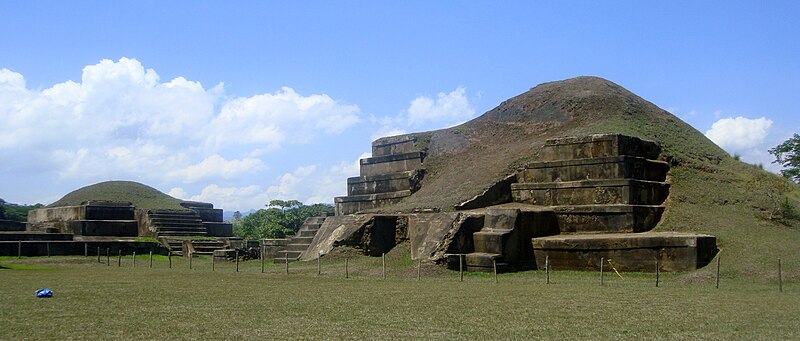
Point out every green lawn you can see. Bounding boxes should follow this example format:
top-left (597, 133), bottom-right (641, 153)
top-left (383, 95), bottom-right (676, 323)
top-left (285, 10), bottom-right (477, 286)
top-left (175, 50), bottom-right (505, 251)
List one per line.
top-left (1, 253), bottom-right (798, 340)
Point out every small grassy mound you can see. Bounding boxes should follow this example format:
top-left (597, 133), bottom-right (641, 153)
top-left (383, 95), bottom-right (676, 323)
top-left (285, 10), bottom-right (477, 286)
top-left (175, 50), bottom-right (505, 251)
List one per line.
top-left (48, 180), bottom-right (186, 210)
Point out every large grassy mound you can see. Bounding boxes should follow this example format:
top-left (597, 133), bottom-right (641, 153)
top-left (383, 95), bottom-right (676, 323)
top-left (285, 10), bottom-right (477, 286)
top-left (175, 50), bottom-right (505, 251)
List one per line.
top-left (48, 180), bottom-right (186, 210)
top-left (381, 76), bottom-right (800, 278)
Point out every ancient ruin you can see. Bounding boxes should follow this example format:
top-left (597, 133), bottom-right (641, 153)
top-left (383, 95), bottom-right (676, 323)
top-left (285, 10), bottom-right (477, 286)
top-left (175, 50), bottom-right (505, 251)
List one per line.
top-left (2, 77), bottom-right (721, 273)
top-left (0, 182), bottom-right (238, 257)
top-left (276, 77), bottom-right (722, 272)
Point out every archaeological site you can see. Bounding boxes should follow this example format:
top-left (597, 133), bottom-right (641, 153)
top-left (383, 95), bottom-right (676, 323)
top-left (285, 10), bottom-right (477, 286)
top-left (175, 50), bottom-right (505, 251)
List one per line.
top-left (1, 76), bottom-right (722, 273)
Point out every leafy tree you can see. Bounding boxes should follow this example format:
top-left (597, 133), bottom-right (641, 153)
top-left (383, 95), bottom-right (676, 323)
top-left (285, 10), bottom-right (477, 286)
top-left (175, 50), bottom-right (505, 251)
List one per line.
top-left (232, 211), bottom-right (242, 220)
top-left (232, 200), bottom-right (334, 240)
top-left (770, 133), bottom-right (800, 183)
top-left (0, 199), bottom-right (6, 220)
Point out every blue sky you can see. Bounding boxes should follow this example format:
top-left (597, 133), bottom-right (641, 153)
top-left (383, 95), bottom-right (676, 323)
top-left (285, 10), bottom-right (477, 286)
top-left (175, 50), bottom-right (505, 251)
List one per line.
top-left (1, 1), bottom-right (798, 211)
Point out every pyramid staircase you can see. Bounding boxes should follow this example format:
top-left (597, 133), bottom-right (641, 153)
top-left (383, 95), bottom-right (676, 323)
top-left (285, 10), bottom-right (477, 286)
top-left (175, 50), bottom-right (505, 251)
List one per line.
top-left (463, 209), bottom-right (520, 272)
top-left (148, 210), bottom-right (207, 237)
top-left (273, 216), bottom-right (327, 263)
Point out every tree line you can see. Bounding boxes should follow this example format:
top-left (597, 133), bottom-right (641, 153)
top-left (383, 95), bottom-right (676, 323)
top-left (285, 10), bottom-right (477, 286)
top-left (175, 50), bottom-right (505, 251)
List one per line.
top-left (231, 199), bottom-right (334, 240)
top-left (0, 199), bottom-right (44, 222)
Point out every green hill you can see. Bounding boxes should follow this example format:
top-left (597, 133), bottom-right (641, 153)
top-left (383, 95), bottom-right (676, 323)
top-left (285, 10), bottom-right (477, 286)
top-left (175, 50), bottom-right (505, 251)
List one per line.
top-left (382, 76), bottom-right (800, 279)
top-left (48, 180), bottom-right (186, 210)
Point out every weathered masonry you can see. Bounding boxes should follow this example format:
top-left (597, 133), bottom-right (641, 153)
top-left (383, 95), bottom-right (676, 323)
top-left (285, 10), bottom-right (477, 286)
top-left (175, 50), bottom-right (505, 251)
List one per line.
top-left (301, 134), bottom-right (717, 273)
top-left (335, 135), bottom-right (425, 216)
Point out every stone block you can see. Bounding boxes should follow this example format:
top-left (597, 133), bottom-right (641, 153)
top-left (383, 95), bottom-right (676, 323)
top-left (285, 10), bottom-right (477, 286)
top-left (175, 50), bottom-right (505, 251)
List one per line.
top-left (541, 134), bottom-right (660, 161)
top-left (532, 232), bottom-right (717, 272)
top-left (192, 208), bottom-right (223, 222)
top-left (27, 206), bottom-right (83, 224)
top-left (0, 232), bottom-right (74, 241)
top-left (0, 219), bottom-right (25, 231)
top-left (519, 156), bottom-right (669, 183)
top-left (334, 190), bottom-right (412, 215)
top-left (512, 179), bottom-right (669, 206)
top-left (407, 212), bottom-right (460, 260)
top-left (82, 202), bottom-right (135, 220)
top-left (553, 205), bottom-right (664, 233)
top-left (261, 239), bottom-right (289, 259)
top-left (472, 231), bottom-right (511, 254)
top-left (359, 152), bottom-right (423, 177)
top-left (67, 220), bottom-right (138, 236)
top-left (347, 171), bottom-right (419, 196)
top-left (203, 222), bottom-right (233, 237)
top-left (27, 202), bottom-right (134, 223)
top-left (180, 201), bottom-right (214, 209)
top-left (464, 252), bottom-right (502, 270)
top-left (298, 215), bottom-right (371, 261)
top-left (371, 135), bottom-right (417, 157)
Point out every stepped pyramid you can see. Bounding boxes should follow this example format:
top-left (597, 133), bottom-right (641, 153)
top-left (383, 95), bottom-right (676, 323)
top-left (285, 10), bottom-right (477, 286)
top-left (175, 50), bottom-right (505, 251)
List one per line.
top-left (460, 134), bottom-right (715, 272)
top-left (334, 136), bottom-right (425, 216)
top-left (295, 77), bottom-right (721, 273)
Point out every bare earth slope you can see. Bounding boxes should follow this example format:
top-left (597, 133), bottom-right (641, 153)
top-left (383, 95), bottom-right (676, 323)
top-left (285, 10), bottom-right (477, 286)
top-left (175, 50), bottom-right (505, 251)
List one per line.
top-left (380, 76), bottom-right (799, 278)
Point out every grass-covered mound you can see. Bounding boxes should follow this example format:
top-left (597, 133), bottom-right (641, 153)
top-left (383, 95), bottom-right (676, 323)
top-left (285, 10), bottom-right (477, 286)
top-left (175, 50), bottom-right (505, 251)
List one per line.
top-left (381, 76), bottom-right (800, 279)
top-left (47, 180), bottom-right (186, 210)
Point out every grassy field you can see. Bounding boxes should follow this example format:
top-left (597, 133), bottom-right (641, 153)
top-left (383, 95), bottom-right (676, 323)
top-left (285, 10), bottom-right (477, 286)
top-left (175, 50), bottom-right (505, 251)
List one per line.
top-left (2, 251), bottom-right (798, 340)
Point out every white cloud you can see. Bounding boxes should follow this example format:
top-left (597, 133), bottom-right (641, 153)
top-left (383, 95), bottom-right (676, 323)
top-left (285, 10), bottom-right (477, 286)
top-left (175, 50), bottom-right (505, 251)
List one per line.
top-left (368, 86), bottom-right (477, 141)
top-left (167, 154), bottom-right (266, 183)
top-left (371, 126), bottom-right (407, 141)
top-left (705, 116), bottom-right (773, 150)
top-left (179, 184), bottom-right (270, 212)
top-left (167, 187), bottom-right (189, 199)
top-left (407, 86), bottom-right (475, 127)
top-left (205, 87), bottom-right (361, 151)
top-left (0, 58), bottom-right (363, 197)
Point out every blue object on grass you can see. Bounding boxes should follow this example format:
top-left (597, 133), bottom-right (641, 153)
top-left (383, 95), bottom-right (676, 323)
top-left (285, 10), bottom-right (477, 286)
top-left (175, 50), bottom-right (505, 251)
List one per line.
top-left (36, 288), bottom-right (52, 298)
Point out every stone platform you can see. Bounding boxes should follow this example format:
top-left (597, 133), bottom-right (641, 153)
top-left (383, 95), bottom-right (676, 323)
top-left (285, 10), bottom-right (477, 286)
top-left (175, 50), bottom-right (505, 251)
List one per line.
top-left (335, 135), bottom-right (424, 215)
top-left (532, 232), bottom-right (717, 272)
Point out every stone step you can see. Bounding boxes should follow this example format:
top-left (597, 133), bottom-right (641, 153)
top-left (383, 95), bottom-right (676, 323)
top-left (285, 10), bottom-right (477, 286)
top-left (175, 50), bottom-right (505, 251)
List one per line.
top-left (346, 171), bottom-right (418, 196)
top-left (472, 230), bottom-right (511, 254)
top-left (371, 135), bottom-right (417, 157)
top-left (299, 229), bottom-right (319, 237)
top-left (334, 190), bottom-right (412, 215)
top-left (359, 151), bottom-right (424, 177)
top-left (540, 134), bottom-right (660, 162)
top-left (519, 155), bottom-right (669, 183)
top-left (148, 211), bottom-right (199, 218)
top-left (532, 232), bottom-right (718, 272)
top-left (150, 220), bottom-right (204, 227)
top-left (512, 179), bottom-right (669, 206)
top-left (150, 217), bottom-right (203, 225)
top-left (155, 226), bottom-right (206, 233)
top-left (553, 204), bottom-right (665, 234)
top-left (157, 231), bottom-right (207, 237)
top-left (288, 236), bottom-right (314, 245)
top-left (284, 243), bottom-right (311, 252)
top-left (274, 250), bottom-right (302, 263)
top-left (445, 253), bottom-right (512, 272)
top-left (304, 217), bottom-right (327, 224)
top-left (464, 252), bottom-right (513, 272)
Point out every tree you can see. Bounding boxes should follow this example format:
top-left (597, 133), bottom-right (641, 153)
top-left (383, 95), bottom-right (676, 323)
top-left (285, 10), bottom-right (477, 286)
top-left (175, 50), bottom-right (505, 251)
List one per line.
top-left (233, 211), bottom-right (242, 221)
top-left (769, 133), bottom-right (800, 183)
top-left (232, 200), bottom-right (334, 240)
